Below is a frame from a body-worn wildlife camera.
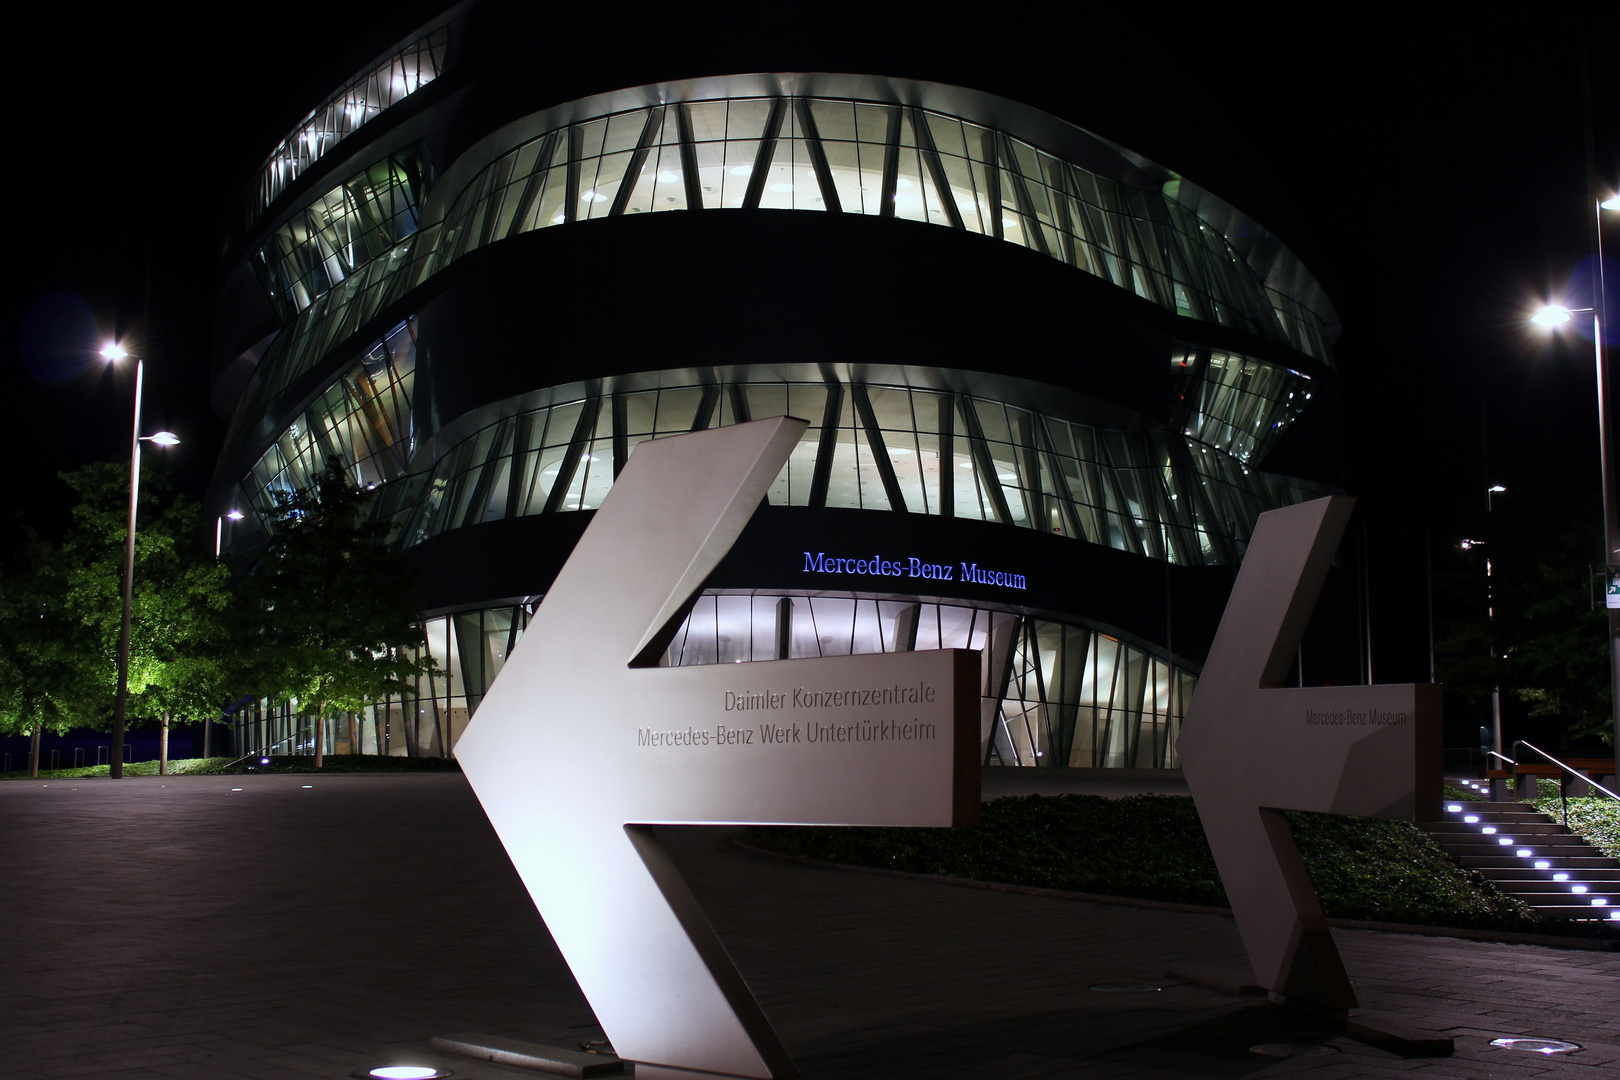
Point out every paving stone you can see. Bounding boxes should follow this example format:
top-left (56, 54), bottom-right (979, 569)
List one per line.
top-left (2, 773), bottom-right (1617, 1078)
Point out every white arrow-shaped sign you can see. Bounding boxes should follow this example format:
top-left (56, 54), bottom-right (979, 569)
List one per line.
top-left (1179, 496), bottom-right (1442, 1017)
top-left (456, 416), bottom-right (980, 1080)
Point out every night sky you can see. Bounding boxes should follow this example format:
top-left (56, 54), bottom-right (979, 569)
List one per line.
top-left (7, 3), bottom-right (1617, 697)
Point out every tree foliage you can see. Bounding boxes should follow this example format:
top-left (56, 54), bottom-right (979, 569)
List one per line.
top-left (56, 462), bottom-right (237, 728)
top-left (1435, 492), bottom-right (1612, 748)
top-left (0, 530), bottom-right (98, 773)
top-left (246, 461), bottom-right (431, 766)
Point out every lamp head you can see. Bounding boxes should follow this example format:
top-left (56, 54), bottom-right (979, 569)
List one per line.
top-left (226, 510), bottom-right (245, 521)
top-left (1489, 485), bottom-right (1506, 493)
top-left (147, 431), bottom-right (181, 447)
top-left (1530, 304), bottom-right (1573, 328)
top-left (1602, 194), bottom-right (1620, 211)
top-left (100, 342), bottom-right (128, 361)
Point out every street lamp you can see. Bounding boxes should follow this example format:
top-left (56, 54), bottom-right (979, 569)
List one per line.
top-left (1530, 190), bottom-right (1619, 763)
top-left (100, 343), bottom-right (181, 779)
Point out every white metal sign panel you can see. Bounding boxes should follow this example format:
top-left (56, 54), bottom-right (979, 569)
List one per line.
top-left (456, 417), bottom-right (978, 1080)
top-left (1179, 496), bottom-right (1442, 1017)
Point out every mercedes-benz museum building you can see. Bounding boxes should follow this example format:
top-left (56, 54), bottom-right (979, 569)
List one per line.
top-left (209, 1), bottom-right (1340, 769)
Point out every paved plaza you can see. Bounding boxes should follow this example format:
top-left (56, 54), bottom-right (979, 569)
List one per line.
top-left (2, 773), bottom-right (1617, 1079)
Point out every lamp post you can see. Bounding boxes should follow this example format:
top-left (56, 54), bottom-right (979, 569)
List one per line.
top-left (99, 343), bottom-right (181, 779)
top-left (1530, 191), bottom-right (1619, 765)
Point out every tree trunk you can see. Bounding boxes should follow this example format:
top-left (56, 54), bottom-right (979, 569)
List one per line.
top-left (348, 713), bottom-right (358, 755)
top-left (202, 714), bottom-right (211, 759)
top-left (159, 711), bottom-right (169, 775)
top-left (29, 724), bottom-right (41, 778)
top-left (313, 700), bottom-right (324, 769)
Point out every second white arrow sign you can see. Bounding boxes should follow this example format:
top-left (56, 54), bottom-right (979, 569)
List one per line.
top-left (456, 416), bottom-right (980, 1080)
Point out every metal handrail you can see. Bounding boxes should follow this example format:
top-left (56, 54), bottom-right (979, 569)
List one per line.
top-left (1512, 741), bottom-right (1620, 802)
top-left (221, 724), bottom-right (312, 770)
top-left (1507, 740), bottom-right (1618, 829)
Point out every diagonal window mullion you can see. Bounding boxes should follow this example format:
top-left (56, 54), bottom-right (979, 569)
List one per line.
top-left (879, 106), bottom-right (902, 219)
top-left (807, 377), bottom-right (844, 508)
top-left (742, 98), bottom-right (787, 209)
top-left (996, 134), bottom-right (1051, 256)
top-left (851, 384), bottom-right (907, 512)
top-left (541, 395), bottom-right (600, 514)
top-left (610, 109), bottom-right (663, 217)
top-left (910, 108), bottom-right (964, 229)
top-left (955, 398), bottom-right (1014, 524)
top-left (675, 104), bottom-right (706, 210)
top-left (794, 99), bottom-right (842, 212)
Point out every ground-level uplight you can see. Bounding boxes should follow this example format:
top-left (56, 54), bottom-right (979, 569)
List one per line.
top-left (358, 1068), bottom-right (452, 1079)
top-left (1490, 1036), bottom-right (1581, 1055)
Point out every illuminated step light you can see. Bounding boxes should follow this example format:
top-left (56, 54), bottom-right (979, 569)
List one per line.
top-left (1554, 873), bottom-right (1570, 881)
top-left (362, 1069), bottom-right (451, 1079)
top-left (1446, 804), bottom-right (1462, 812)
top-left (1481, 826), bottom-right (1497, 834)
top-left (1611, 910), bottom-right (1620, 921)
top-left (1516, 849), bottom-right (1533, 858)
top-left (1593, 898), bottom-right (1609, 906)
top-left (1535, 861), bottom-right (1551, 869)
top-left (1498, 837), bottom-right (1513, 845)
top-left (1572, 885), bottom-right (1588, 894)
top-left (1464, 815), bottom-right (1479, 823)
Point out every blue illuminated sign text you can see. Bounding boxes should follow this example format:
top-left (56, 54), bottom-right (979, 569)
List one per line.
top-left (802, 551), bottom-right (1026, 590)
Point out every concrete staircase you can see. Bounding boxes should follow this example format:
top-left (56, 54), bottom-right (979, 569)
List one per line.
top-left (1425, 801), bottom-right (1620, 922)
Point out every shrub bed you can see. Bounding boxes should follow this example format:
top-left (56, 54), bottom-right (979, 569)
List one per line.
top-left (746, 793), bottom-right (1548, 932)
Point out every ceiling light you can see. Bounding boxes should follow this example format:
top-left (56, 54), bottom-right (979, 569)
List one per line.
top-left (769, 182), bottom-right (793, 193)
top-left (657, 171), bottom-right (679, 183)
top-left (896, 178), bottom-right (912, 189)
top-left (729, 165), bottom-right (751, 176)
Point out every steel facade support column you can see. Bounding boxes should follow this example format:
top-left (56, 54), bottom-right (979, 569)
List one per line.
top-left (610, 108), bottom-right (664, 218)
top-left (997, 133), bottom-right (1051, 257)
top-left (542, 396), bottom-right (601, 515)
top-left (936, 394), bottom-right (955, 519)
top-left (742, 98), bottom-right (786, 210)
top-left (689, 383), bottom-right (720, 431)
top-left (955, 395), bottom-right (1014, 525)
top-left (911, 108), bottom-right (964, 230)
top-left (851, 383), bottom-right (907, 512)
top-left (981, 130), bottom-right (1002, 240)
top-left (879, 106), bottom-right (901, 219)
top-left (676, 103), bottom-right (705, 210)
top-left (794, 98), bottom-right (841, 213)
top-left (612, 394), bottom-right (629, 477)
top-left (506, 131), bottom-right (557, 239)
top-left (807, 378), bottom-right (845, 508)
top-left (564, 125), bottom-right (583, 224)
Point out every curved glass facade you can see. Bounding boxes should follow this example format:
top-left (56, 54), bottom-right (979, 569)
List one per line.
top-left (666, 592), bottom-right (1189, 769)
top-left (351, 373), bottom-right (1321, 567)
top-left (227, 593), bottom-right (1187, 769)
top-left (252, 147), bottom-right (428, 321)
top-left (246, 23), bottom-right (449, 227)
top-left (215, 67), bottom-right (1342, 771)
top-left (422, 96), bottom-right (1331, 360)
top-left (244, 320), bottom-right (417, 523)
top-left (219, 87), bottom-right (1336, 475)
